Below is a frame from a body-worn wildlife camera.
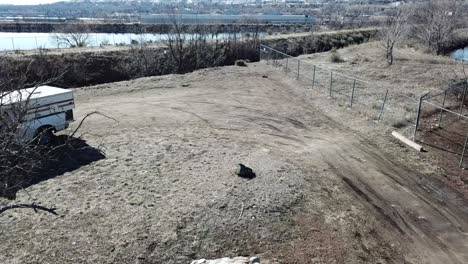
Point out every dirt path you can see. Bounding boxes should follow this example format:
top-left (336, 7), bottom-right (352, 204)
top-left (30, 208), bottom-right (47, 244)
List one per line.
top-left (320, 138), bottom-right (468, 263)
top-left (1, 64), bottom-right (468, 263)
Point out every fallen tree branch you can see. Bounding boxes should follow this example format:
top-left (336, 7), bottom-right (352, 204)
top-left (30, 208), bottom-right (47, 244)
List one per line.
top-left (0, 203), bottom-right (58, 215)
top-left (70, 111), bottom-right (119, 139)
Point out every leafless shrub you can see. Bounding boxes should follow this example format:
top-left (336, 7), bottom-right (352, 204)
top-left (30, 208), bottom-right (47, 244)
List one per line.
top-left (329, 48), bottom-right (344, 63)
top-left (164, 13), bottom-right (188, 73)
top-left (128, 33), bottom-right (160, 77)
top-left (412, 0), bottom-right (461, 55)
top-left (0, 62), bottom-right (64, 200)
top-left (448, 63), bottom-right (468, 102)
top-left (164, 12), bottom-right (258, 74)
top-left (392, 119), bottom-right (411, 129)
top-left (379, 8), bottom-right (408, 65)
top-left (52, 23), bottom-right (91, 48)
top-left (0, 56), bottom-right (113, 216)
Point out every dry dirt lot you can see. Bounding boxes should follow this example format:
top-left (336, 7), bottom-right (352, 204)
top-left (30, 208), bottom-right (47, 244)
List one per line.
top-left (1, 53), bottom-right (468, 263)
top-left (288, 42), bottom-right (468, 196)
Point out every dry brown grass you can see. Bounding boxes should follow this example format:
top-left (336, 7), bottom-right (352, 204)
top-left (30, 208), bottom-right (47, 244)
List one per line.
top-left (299, 41), bottom-right (462, 96)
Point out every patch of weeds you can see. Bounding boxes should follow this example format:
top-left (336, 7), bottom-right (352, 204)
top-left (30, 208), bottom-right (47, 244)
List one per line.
top-left (372, 102), bottom-right (381, 110)
top-left (350, 58), bottom-right (359, 65)
top-left (329, 48), bottom-right (345, 63)
top-left (404, 105), bottom-right (414, 113)
top-left (392, 119), bottom-right (410, 128)
top-left (235, 60), bottom-right (248, 67)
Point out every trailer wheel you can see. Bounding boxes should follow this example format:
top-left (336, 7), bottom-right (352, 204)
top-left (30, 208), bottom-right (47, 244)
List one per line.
top-left (35, 126), bottom-right (55, 145)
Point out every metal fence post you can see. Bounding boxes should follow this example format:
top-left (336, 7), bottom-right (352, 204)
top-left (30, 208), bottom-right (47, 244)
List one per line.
top-left (438, 89), bottom-right (447, 127)
top-left (297, 60), bottom-right (300, 79)
top-left (413, 92), bottom-right (429, 142)
top-left (11, 38), bottom-right (15, 50)
top-left (259, 46), bottom-right (263, 62)
top-left (269, 48), bottom-right (273, 64)
top-left (35, 36), bottom-right (38, 49)
top-left (285, 57), bottom-right (289, 74)
top-left (460, 134), bottom-right (468, 168)
top-left (273, 51), bottom-right (277, 67)
top-left (459, 85), bottom-right (467, 118)
top-left (268, 48), bottom-right (273, 65)
top-left (311, 65), bottom-right (316, 89)
top-left (350, 79), bottom-right (356, 108)
top-left (378, 89), bottom-right (389, 121)
top-left (329, 71), bottom-right (333, 97)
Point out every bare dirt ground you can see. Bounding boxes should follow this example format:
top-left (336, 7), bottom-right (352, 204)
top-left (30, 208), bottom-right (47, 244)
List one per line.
top-left (283, 41), bottom-right (468, 198)
top-left (1, 53), bottom-right (468, 264)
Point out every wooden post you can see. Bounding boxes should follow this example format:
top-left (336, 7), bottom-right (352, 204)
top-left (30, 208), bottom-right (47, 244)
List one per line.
top-left (329, 71), bottom-right (333, 97)
top-left (392, 131), bottom-right (425, 152)
top-left (378, 89), bottom-right (389, 121)
top-left (438, 89), bottom-right (447, 127)
top-left (312, 65), bottom-right (316, 89)
top-left (350, 79), bottom-right (356, 108)
top-left (460, 134), bottom-right (468, 168)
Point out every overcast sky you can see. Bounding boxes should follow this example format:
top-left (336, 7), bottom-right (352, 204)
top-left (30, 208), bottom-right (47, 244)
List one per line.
top-left (0, 0), bottom-right (64, 5)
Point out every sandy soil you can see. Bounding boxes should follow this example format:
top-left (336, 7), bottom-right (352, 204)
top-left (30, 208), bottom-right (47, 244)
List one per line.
top-left (1, 56), bottom-right (468, 264)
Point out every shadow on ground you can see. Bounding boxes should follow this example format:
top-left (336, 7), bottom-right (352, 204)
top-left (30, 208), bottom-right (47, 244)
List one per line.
top-left (2, 135), bottom-right (105, 199)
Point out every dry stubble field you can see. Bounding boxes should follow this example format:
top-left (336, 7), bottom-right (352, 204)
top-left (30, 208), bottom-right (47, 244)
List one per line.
top-left (1, 43), bottom-right (468, 264)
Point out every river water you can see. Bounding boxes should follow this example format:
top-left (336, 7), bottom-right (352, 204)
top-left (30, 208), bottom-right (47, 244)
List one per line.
top-left (451, 47), bottom-right (468, 61)
top-left (2, 31), bottom-right (467, 61)
top-left (0, 32), bottom-right (249, 50)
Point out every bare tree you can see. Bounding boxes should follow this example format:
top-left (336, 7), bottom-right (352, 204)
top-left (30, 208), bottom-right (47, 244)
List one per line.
top-left (379, 8), bottom-right (408, 65)
top-left (0, 61), bottom-right (64, 201)
top-left (128, 29), bottom-right (160, 77)
top-left (412, 0), bottom-right (461, 55)
top-left (164, 14), bottom-right (227, 74)
top-left (187, 24), bottom-right (226, 69)
top-left (320, 1), bottom-right (346, 28)
top-left (52, 23), bottom-right (91, 48)
top-left (0, 56), bottom-right (112, 216)
top-left (345, 5), bottom-right (366, 28)
top-left (164, 13), bottom-right (187, 73)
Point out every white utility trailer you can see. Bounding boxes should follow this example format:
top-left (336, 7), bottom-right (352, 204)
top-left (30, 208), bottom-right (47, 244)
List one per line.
top-left (0, 85), bottom-right (75, 143)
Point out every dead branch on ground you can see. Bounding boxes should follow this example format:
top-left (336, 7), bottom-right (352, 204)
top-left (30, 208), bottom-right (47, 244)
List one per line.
top-left (0, 203), bottom-right (57, 215)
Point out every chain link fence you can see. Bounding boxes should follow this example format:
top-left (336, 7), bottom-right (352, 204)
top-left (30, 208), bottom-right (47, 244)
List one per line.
top-left (260, 44), bottom-right (419, 138)
top-left (260, 44), bottom-right (468, 168)
top-left (419, 82), bottom-right (468, 168)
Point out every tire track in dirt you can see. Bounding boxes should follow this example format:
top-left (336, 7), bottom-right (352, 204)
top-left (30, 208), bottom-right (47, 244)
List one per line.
top-left (6, 65), bottom-right (466, 264)
top-left (319, 138), bottom-right (468, 263)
